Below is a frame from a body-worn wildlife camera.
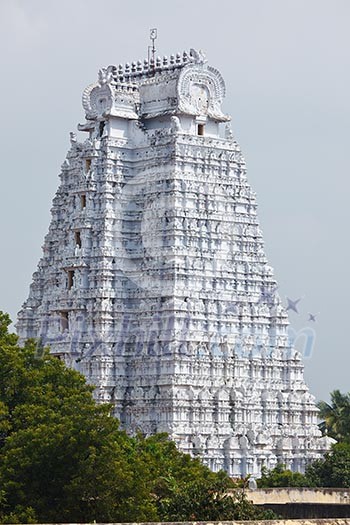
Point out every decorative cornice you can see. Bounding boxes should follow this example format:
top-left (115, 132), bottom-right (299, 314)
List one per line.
top-left (106, 48), bottom-right (206, 84)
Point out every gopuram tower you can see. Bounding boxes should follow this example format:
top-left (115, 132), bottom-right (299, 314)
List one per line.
top-left (17, 48), bottom-right (329, 477)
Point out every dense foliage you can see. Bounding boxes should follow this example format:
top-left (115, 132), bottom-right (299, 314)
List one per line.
top-left (258, 463), bottom-right (311, 488)
top-left (306, 443), bottom-right (350, 488)
top-left (318, 390), bottom-right (350, 443)
top-left (0, 312), bottom-right (273, 524)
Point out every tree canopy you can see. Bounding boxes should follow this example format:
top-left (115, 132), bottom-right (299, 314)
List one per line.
top-left (306, 443), bottom-right (350, 488)
top-left (258, 463), bottom-right (311, 488)
top-left (317, 390), bottom-right (350, 443)
top-left (0, 312), bottom-right (273, 523)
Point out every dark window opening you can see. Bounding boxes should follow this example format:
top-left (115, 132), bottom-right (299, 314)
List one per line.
top-left (80, 194), bottom-right (86, 209)
top-left (85, 159), bottom-right (91, 172)
top-left (60, 312), bottom-right (69, 331)
top-left (197, 124), bottom-right (205, 136)
top-left (75, 231), bottom-right (82, 248)
top-left (67, 270), bottom-right (75, 290)
top-left (99, 121), bottom-right (105, 137)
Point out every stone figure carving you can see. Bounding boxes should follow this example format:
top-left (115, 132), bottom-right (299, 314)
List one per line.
top-left (239, 435), bottom-right (249, 451)
top-left (189, 48), bottom-right (207, 64)
top-left (225, 123), bottom-right (233, 140)
top-left (171, 115), bottom-right (181, 133)
top-left (98, 66), bottom-right (113, 85)
top-left (70, 131), bottom-right (77, 145)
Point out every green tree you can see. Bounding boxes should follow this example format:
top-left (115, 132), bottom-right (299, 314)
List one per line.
top-left (318, 390), bottom-right (350, 442)
top-left (257, 463), bottom-right (311, 488)
top-left (156, 469), bottom-right (275, 521)
top-left (0, 313), bottom-right (155, 523)
top-left (306, 443), bottom-right (350, 488)
top-left (116, 433), bottom-right (275, 521)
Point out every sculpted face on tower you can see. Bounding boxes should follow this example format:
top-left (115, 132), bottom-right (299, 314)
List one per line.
top-left (177, 64), bottom-right (229, 121)
top-left (190, 84), bottom-right (209, 114)
top-left (82, 82), bottom-right (114, 119)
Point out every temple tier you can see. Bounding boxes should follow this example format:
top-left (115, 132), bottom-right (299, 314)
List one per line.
top-left (17, 49), bottom-right (331, 477)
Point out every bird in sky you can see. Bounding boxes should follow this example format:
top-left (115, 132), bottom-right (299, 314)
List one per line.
top-left (308, 313), bottom-right (318, 322)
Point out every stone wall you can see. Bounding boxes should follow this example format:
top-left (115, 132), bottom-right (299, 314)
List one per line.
top-left (246, 488), bottom-right (350, 505)
top-left (258, 504), bottom-right (350, 519)
top-left (241, 489), bottom-right (350, 519)
top-left (34, 518), bottom-right (350, 525)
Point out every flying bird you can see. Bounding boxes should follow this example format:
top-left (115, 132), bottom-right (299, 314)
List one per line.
top-left (308, 313), bottom-right (318, 322)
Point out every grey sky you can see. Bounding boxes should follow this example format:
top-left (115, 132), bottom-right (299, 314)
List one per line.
top-left (0, 0), bottom-right (349, 402)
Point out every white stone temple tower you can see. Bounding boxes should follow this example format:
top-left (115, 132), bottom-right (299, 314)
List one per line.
top-left (17, 49), bottom-right (329, 476)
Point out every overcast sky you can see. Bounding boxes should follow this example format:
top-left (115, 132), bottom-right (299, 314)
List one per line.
top-left (0, 0), bottom-right (349, 402)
